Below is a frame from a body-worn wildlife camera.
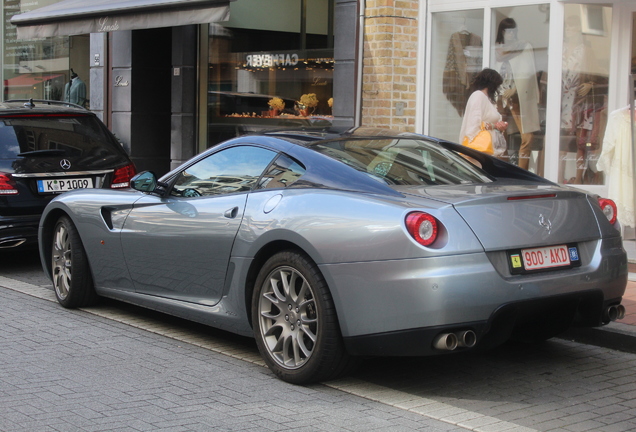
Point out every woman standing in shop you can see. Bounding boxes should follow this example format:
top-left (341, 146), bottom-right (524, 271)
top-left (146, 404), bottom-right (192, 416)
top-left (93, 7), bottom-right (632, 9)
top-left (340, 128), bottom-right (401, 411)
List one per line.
top-left (459, 68), bottom-right (508, 154)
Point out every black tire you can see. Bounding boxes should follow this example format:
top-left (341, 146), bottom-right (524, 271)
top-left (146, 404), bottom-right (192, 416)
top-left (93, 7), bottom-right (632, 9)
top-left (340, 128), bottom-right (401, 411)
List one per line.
top-left (252, 250), bottom-right (355, 384)
top-left (51, 215), bottom-right (97, 308)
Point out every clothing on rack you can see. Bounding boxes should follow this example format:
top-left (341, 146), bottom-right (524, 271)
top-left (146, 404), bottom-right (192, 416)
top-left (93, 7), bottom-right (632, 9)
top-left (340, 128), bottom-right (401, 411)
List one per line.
top-left (596, 106), bottom-right (635, 227)
top-left (442, 31), bottom-right (482, 116)
top-left (561, 42), bottom-right (608, 152)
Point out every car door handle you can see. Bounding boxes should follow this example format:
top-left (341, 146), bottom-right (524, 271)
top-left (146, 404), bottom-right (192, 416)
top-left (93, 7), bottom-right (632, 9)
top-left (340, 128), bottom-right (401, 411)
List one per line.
top-left (224, 206), bottom-right (239, 219)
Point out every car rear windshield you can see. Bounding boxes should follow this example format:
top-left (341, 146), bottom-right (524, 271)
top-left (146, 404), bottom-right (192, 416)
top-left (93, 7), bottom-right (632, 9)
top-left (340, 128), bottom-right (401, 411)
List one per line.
top-left (310, 137), bottom-right (493, 186)
top-left (0, 114), bottom-right (124, 159)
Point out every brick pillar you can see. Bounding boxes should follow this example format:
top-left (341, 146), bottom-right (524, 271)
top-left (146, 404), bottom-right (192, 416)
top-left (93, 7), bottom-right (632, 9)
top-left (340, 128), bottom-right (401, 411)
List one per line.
top-left (362, 0), bottom-right (419, 132)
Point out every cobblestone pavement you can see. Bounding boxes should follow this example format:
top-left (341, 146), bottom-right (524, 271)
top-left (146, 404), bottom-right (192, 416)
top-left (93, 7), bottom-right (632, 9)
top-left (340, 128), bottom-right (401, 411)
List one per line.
top-left (0, 286), bottom-right (462, 432)
top-left (2, 250), bottom-right (636, 432)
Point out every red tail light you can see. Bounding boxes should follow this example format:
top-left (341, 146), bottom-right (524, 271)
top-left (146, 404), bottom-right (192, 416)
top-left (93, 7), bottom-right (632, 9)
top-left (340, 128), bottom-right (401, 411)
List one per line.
top-left (507, 194), bottom-right (556, 201)
top-left (0, 173), bottom-right (18, 195)
top-left (111, 163), bottom-right (136, 189)
top-left (598, 198), bottom-right (617, 225)
top-left (406, 212), bottom-right (438, 246)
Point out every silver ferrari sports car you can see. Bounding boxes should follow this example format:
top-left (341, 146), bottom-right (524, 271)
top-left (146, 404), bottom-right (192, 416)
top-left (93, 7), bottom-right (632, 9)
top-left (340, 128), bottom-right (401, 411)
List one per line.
top-left (38, 128), bottom-right (628, 384)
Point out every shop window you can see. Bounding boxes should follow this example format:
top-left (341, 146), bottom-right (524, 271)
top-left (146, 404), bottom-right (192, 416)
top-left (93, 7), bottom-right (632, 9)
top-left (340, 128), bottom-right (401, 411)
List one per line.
top-left (491, 6), bottom-right (550, 176)
top-left (2, 1), bottom-right (89, 104)
top-left (206, 1), bottom-right (334, 148)
top-left (429, 10), bottom-right (484, 143)
top-left (558, 4), bottom-right (612, 185)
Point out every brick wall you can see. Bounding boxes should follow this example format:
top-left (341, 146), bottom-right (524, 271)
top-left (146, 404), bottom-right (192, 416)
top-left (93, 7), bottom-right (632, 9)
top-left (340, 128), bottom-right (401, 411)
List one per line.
top-left (362, 0), bottom-right (419, 132)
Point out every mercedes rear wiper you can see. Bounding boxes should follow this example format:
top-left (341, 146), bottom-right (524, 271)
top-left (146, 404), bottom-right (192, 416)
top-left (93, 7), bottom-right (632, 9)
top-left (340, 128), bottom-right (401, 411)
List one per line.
top-left (17, 149), bottom-right (67, 157)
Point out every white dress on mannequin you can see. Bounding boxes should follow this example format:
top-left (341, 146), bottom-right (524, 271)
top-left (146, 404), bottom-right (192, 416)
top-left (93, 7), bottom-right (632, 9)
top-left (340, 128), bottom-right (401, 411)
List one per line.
top-left (596, 107), bottom-right (635, 227)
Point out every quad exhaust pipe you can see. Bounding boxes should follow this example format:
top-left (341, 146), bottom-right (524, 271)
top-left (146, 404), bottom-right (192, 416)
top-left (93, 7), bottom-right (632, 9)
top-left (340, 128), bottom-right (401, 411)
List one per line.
top-left (456, 330), bottom-right (477, 348)
top-left (605, 304), bottom-right (626, 322)
top-left (432, 330), bottom-right (477, 351)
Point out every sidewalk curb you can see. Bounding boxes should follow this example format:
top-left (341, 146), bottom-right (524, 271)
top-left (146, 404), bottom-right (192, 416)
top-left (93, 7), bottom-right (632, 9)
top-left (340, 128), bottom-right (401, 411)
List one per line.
top-left (558, 321), bottom-right (636, 354)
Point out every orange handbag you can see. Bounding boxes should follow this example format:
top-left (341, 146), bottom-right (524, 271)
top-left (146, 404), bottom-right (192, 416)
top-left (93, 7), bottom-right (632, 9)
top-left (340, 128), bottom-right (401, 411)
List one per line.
top-left (462, 123), bottom-right (494, 155)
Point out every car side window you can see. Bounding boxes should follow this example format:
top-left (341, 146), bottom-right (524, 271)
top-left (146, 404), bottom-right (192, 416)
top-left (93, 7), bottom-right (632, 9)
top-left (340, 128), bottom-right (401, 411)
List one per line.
top-left (257, 154), bottom-right (306, 189)
top-left (171, 146), bottom-right (277, 197)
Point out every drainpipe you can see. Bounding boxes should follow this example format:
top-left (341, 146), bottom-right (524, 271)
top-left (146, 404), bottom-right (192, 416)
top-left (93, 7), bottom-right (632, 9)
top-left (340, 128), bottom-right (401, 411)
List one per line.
top-left (631, 74), bottom-right (636, 238)
top-left (355, 0), bottom-right (365, 126)
top-left (300, 0), bottom-right (307, 51)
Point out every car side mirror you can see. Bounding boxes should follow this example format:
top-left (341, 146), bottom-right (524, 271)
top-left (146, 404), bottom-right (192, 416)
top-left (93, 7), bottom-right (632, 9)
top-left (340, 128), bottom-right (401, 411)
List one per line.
top-left (130, 171), bottom-right (157, 192)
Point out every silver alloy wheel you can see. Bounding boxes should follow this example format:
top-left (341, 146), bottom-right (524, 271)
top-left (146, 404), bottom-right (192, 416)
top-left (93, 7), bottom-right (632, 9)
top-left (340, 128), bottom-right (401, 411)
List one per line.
top-left (52, 222), bottom-right (72, 301)
top-left (258, 265), bottom-right (318, 369)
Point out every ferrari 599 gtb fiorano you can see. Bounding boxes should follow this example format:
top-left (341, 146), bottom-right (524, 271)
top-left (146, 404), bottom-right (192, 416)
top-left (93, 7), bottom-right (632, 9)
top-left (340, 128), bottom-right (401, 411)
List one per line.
top-left (38, 128), bottom-right (627, 384)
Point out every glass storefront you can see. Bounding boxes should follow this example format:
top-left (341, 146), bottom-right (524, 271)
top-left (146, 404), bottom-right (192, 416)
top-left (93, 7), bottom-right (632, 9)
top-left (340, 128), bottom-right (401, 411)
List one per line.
top-left (2, 1), bottom-right (88, 106)
top-left (427, 2), bottom-right (616, 187)
top-left (429, 5), bottom-right (549, 176)
top-left (204, 0), bottom-right (334, 148)
top-left (559, 4), bottom-right (611, 185)
top-left (429, 10), bottom-right (484, 144)
top-left (491, 5), bottom-right (549, 175)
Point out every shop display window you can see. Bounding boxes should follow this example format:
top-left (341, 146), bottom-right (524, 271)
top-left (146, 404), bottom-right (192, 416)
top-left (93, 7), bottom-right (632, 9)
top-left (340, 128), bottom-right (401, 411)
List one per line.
top-left (490, 5), bottom-right (550, 176)
top-left (558, 4), bottom-right (612, 185)
top-left (206, 1), bottom-right (334, 147)
top-left (428, 10), bottom-right (484, 143)
top-left (2, 1), bottom-right (91, 106)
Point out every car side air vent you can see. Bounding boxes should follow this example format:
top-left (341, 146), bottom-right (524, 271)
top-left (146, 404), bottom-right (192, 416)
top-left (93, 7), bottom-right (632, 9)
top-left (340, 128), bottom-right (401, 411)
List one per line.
top-left (100, 207), bottom-right (114, 230)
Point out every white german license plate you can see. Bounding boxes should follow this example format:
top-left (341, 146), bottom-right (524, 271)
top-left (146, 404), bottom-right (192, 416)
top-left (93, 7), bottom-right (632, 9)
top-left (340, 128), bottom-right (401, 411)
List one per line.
top-left (521, 244), bottom-right (571, 271)
top-left (37, 178), bottom-right (93, 193)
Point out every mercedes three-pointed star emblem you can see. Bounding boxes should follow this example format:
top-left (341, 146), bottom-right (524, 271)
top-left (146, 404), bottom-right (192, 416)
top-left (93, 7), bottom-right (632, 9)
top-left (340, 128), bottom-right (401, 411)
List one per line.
top-left (60, 159), bottom-right (71, 170)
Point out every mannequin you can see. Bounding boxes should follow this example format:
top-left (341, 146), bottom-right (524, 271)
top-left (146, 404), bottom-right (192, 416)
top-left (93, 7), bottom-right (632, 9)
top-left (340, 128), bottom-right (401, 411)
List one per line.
top-left (559, 15), bottom-right (607, 184)
top-left (495, 18), bottom-right (540, 170)
top-left (596, 106), bottom-right (634, 227)
top-left (64, 69), bottom-right (86, 106)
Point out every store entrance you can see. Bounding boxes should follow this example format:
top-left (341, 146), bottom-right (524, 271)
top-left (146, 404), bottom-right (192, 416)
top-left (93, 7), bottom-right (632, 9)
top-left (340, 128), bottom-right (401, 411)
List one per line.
top-left (115, 28), bottom-right (172, 176)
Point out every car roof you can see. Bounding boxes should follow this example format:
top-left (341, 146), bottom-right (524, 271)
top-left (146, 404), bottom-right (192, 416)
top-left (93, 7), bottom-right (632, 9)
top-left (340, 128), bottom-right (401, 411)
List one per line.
top-left (260, 127), bottom-right (439, 146)
top-left (0, 99), bottom-right (91, 116)
top-left (259, 127), bottom-right (552, 185)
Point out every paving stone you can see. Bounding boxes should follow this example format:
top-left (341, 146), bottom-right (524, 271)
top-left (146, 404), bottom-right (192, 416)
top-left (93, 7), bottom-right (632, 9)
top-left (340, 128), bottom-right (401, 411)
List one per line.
top-left (4, 273), bottom-right (636, 432)
top-left (0, 287), bottom-right (464, 432)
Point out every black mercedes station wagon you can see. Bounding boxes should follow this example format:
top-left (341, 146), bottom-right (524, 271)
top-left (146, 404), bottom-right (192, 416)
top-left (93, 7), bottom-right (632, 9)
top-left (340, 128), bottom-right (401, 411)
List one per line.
top-left (0, 99), bottom-right (135, 249)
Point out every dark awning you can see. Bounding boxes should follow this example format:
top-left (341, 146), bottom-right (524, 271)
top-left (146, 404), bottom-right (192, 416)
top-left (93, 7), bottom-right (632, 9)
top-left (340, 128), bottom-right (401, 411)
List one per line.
top-left (11, 0), bottom-right (232, 40)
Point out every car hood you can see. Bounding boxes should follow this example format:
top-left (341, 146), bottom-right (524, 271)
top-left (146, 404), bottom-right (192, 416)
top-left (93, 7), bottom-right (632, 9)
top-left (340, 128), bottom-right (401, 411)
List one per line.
top-left (397, 183), bottom-right (601, 251)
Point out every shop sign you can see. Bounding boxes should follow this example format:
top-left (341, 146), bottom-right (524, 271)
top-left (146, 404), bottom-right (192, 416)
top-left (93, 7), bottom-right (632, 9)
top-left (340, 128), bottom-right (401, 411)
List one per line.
top-left (312, 77), bottom-right (328, 86)
top-left (98, 17), bottom-right (120, 32)
top-left (114, 76), bottom-right (129, 87)
top-left (245, 53), bottom-right (299, 68)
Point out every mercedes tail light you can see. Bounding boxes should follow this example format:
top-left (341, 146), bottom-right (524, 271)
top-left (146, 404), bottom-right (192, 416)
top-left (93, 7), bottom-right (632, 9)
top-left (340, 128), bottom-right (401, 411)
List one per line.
top-left (111, 163), bottom-right (136, 189)
top-left (598, 198), bottom-right (617, 225)
top-left (0, 173), bottom-right (18, 195)
top-left (405, 211), bottom-right (438, 246)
